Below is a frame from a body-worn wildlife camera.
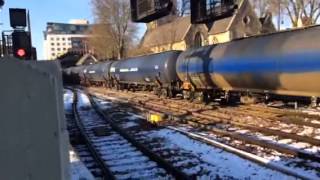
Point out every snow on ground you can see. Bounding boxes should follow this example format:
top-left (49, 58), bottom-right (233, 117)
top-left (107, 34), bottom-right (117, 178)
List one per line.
top-left (93, 97), bottom-right (113, 110)
top-left (81, 91), bottom-right (320, 179)
top-left (64, 89), bottom-right (74, 110)
top-left (146, 128), bottom-right (294, 180)
top-left (69, 147), bottom-right (95, 180)
top-left (302, 108), bottom-right (320, 115)
top-left (191, 127), bottom-right (320, 179)
top-left (126, 112), bottom-right (145, 121)
top-left (121, 121), bottom-right (139, 128)
top-left (78, 92), bottom-right (91, 107)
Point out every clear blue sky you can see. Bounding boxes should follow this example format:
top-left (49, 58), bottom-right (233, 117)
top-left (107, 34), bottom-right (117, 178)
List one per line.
top-left (0, 0), bottom-right (292, 59)
top-left (0, 0), bottom-right (94, 59)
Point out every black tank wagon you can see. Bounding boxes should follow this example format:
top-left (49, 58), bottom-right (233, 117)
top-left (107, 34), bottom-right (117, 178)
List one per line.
top-left (110, 51), bottom-right (182, 97)
top-left (64, 65), bottom-right (86, 85)
top-left (177, 25), bottom-right (320, 105)
top-left (83, 61), bottom-right (114, 87)
top-left (65, 25), bottom-right (320, 106)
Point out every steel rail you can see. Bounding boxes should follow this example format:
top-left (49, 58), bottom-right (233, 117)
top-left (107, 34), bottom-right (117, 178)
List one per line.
top-left (87, 92), bottom-right (192, 180)
top-left (72, 90), bottom-right (116, 180)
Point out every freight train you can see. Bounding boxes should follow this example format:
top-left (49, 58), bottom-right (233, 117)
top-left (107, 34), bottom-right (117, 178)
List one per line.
top-left (64, 25), bottom-right (320, 106)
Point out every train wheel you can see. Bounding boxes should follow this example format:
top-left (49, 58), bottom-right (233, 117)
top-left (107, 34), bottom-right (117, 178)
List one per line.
top-left (188, 91), bottom-right (195, 102)
top-left (196, 92), bottom-right (209, 104)
top-left (183, 90), bottom-right (190, 100)
top-left (310, 96), bottom-right (318, 108)
top-left (168, 86), bottom-right (174, 98)
top-left (142, 86), bottom-right (147, 91)
top-left (153, 87), bottom-right (161, 97)
top-left (168, 90), bottom-right (173, 99)
top-left (116, 84), bottom-right (121, 91)
top-left (240, 95), bottom-right (257, 105)
top-left (161, 89), bottom-right (168, 98)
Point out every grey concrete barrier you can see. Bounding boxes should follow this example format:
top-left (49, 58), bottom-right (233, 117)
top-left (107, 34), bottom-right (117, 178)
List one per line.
top-left (0, 58), bottom-right (69, 180)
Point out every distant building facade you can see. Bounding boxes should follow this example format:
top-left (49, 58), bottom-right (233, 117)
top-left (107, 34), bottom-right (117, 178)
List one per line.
top-left (207, 0), bottom-right (262, 44)
top-left (140, 0), bottom-right (274, 53)
top-left (43, 19), bottom-right (91, 60)
top-left (141, 16), bottom-right (208, 53)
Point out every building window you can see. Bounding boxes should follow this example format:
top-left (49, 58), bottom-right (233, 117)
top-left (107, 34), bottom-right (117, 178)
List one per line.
top-left (63, 48), bottom-right (66, 51)
top-left (51, 43), bottom-right (55, 46)
top-left (68, 37), bottom-right (71, 40)
top-left (51, 37), bottom-right (54, 41)
top-left (56, 37), bottom-right (60, 41)
top-left (57, 48), bottom-right (61, 51)
top-left (52, 53), bottom-right (55, 56)
top-left (243, 15), bottom-right (251, 25)
top-left (62, 38), bottom-right (65, 41)
top-left (51, 48), bottom-right (55, 51)
top-left (62, 43), bottom-right (66, 46)
top-left (57, 43), bottom-right (60, 46)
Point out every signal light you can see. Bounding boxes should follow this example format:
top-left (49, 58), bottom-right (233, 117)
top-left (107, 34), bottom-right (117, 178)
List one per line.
top-left (190, 0), bottom-right (237, 24)
top-left (12, 31), bottom-right (32, 60)
top-left (130, 0), bottom-right (174, 22)
top-left (16, 48), bottom-right (26, 57)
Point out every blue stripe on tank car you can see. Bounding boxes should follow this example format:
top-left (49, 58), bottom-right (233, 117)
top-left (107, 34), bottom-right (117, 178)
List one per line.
top-left (212, 52), bottom-right (320, 74)
top-left (178, 52), bottom-right (320, 74)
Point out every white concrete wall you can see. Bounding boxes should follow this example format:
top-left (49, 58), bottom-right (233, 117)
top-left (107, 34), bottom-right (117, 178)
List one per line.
top-left (0, 58), bottom-right (69, 180)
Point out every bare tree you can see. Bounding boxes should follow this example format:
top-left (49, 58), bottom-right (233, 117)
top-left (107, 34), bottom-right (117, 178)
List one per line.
top-left (299, 0), bottom-right (320, 25)
top-left (87, 24), bottom-right (115, 59)
top-left (127, 46), bottom-right (153, 57)
top-left (178, 0), bottom-right (191, 16)
top-left (269, 0), bottom-right (320, 27)
top-left (90, 0), bottom-right (137, 60)
top-left (250, 0), bottom-right (273, 17)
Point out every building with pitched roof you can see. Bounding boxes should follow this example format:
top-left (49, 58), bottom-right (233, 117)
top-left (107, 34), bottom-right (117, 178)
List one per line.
top-left (141, 16), bottom-right (208, 53)
top-left (207, 0), bottom-right (262, 44)
top-left (140, 0), bottom-right (271, 53)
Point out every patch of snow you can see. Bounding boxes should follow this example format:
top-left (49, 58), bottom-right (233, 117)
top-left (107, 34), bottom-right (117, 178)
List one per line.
top-left (146, 128), bottom-right (294, 179)
top-left (202, 129), bottom-right (320, 179)
top-left (69, 148), bottom-right (95, 180)
top-left (64, 89), bottom-right (74, 110)
top-left (277, 139), bottom-right (293, 144)
top-left (302, 109), bottom-right (320, 116)
top-left (121, 121), bottom-right (139, 128)
top-left (289, 142), bottom-right (310, 149)
top-left (126, 113), bottom-right (144, 120)
top-left (311, 120), bottom-right (320, 125)
top-left (78, 92), bottom-right (91, 107)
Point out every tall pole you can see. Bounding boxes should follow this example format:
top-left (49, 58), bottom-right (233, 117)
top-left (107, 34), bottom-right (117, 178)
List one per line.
top-left (27, 10), bottom-right (32, 46)
top-left (278, 1), bottom-right (281, 30)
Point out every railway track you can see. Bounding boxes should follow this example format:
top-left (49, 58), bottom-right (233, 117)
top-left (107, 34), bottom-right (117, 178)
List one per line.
top-left (86, 87), bottom-right (320, 179)
top-left (89, 95), bottom-right (223, 178)
top-left (66, 89), bottom-right (195, 179)
top-left (64, 89), bottom-right (104, 178)
top-left (89, 92), bottom-right (300, 179)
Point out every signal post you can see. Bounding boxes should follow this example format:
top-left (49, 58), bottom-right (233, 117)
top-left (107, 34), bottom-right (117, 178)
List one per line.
top-left (8, 8), bottom-right (34, 60)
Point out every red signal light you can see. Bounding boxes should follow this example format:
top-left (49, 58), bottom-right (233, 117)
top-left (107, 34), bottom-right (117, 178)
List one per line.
top-left (17, 48), bottom-right (26, 57)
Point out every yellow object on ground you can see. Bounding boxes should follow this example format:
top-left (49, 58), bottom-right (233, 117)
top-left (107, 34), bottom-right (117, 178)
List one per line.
top-left (148, 113), bottom-right (163, 124)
